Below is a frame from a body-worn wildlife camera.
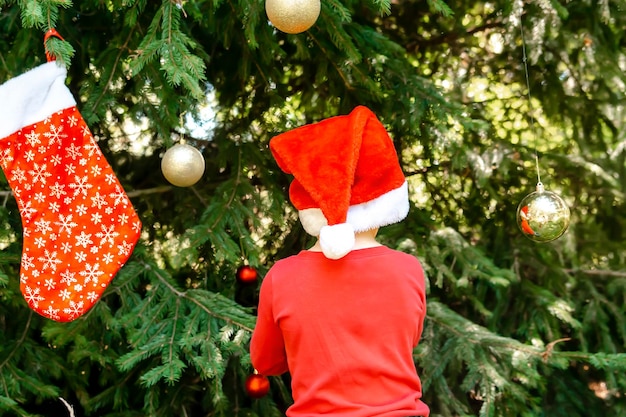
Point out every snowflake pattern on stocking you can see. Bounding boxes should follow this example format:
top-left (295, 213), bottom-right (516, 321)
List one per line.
top-left (0, 107), bottom-right (141, 322)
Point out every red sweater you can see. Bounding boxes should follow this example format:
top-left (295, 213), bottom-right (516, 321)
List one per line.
top-left (250, 246), bottom-right (429, 417)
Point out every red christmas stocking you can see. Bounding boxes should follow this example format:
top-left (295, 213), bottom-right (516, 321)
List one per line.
top-left (0, 35), bottom-right (141, 322)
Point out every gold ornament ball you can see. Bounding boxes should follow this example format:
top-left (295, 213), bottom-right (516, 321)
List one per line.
top-left (161, 143), bottom-right (205, 187)
top-left (266, 0), bottom-right (321, 34)
top-left (516, 183), bottom-right (571, 243)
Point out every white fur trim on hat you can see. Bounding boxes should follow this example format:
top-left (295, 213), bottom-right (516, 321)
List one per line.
top-left (299, 181), bottom-right (410, 237)
top-left (0, 61), bottom-right (76, 139)
top-left (319, 223), bottom-right (355, 260)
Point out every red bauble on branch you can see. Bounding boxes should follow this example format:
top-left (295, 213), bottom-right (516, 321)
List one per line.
top-left (245, 373), bottom-right (270, 398)
top-left (236, 265), bottom-right (258, 284)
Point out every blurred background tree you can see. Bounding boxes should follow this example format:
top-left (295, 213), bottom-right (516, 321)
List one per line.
top-left (0, 0), bottom-right (624, 416)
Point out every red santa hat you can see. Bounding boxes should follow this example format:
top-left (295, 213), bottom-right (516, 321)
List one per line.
top-left (270, 105), bottom-right (409, 259)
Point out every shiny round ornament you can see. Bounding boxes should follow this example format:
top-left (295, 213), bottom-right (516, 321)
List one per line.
top-left (245, 373), bottom-right (270, 398)
top-left (265, 0), bottom-right (321, 34)
top-left (236, 265), bottom-right (258, 285)
top-left (161, 143), bottom-right (205, 187)
top-left (516, 183), bottom-right (570, 242)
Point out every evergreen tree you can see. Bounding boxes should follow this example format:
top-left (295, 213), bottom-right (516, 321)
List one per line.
top-left (0, 0), bottom-right (624, 416)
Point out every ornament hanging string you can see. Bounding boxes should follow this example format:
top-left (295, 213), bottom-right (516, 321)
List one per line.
top-left (514, 7), bottom-right (571, 243)
top-left (518, 10), bottom-right (542, 187)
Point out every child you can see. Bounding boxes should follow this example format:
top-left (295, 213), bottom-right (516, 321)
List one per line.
top-left (250, 106), bottom-right (429, 417)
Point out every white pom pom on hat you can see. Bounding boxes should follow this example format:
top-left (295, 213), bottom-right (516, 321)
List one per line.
top-left (269, 105), bottom-right (409, 259)
top-left (319, 223), bottom-right (356, 260)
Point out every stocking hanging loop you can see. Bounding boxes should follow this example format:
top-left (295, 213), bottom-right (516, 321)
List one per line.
top-left (44, 28), bottom-right (65, 62)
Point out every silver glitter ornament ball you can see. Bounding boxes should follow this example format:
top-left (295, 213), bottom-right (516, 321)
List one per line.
top-left (516, 183), bottom-right (571, 242)
top-left (161, 143), bottom-right (205, 187)
top-left (266, 0), bottom-right (321, 34)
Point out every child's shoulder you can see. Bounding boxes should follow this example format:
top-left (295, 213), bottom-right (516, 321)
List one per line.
top-left (267, 251), bottom-right (308, 271)
top-left (374, 246), bottom-right (422, 261)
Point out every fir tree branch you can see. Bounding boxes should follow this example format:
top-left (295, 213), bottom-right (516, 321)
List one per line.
top-left (168, 297), bottom-right (181, 371)
top-left (0, 311), bottom-right (32, 372)
top-left (405, 17), bottom-right (504, 53)
top-left (308, 33), bottom-right (353, 91)
top-left (564, 269), bottom-right (626, 278)
top-left (541, 337), bottom-right (572, 362)
top-left (1, 372), bottom-right (9, 400)
top-left (145, 261), bottom-right (255, 332)
top-left (427, 301), bottom-right (626, 370)
top-left (190, 185), bottom-right (208, 206)
top-left (89, 27), bottom-right (136, 116)
top-left (126, 186), bottom-right (174, 197)
top-left (202, 148), bottom-right (243, 230)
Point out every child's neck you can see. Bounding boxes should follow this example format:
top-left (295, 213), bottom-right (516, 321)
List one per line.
top-left (308, 228), bottom-right (381, 252)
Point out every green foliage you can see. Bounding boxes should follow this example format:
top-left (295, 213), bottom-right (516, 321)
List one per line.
top-left (0, 0), bottom-right (625, 415)
top-left (130, 0), bottom-right (207, 99)
top-left (426, 0), bottom-right (454, 17)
